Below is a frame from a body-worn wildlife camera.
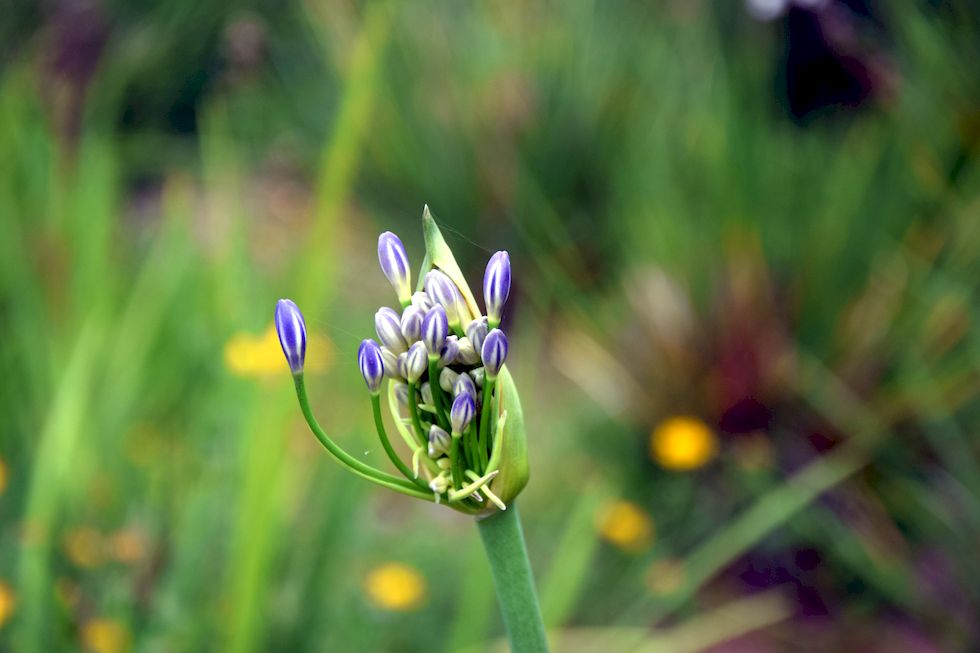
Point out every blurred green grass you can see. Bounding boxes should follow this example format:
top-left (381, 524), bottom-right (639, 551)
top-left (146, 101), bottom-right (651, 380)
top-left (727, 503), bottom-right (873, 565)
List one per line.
top-left (2, 1), bottom-right (980, 651)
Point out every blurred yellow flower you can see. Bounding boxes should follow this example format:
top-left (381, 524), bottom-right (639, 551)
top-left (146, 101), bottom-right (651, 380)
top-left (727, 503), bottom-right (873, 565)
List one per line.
top-left (596, 501), bottom-right (654, 552)
top-left (645, 557), bottom-right (686, 596)
top-left (82, 619), bottom-right (131, 653)
top-left (0, 457), bottom-right (7, 495)
top-left (0, 580), bottom-right (16, 629)
top-left (650, 415), bottom-right (717, 471)
top-left (224, 324), bottom-right (332, 378)
top-left (109, 528), bottom-right (148, 565)
top-left (363, 562), bottom-right (427, 611)
top-left (63, 527), bottom-right (104, 568)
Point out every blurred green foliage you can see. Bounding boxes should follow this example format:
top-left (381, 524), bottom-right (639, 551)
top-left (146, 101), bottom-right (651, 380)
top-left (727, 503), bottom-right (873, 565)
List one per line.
top-left (2, 1), bottom-right (980, 651)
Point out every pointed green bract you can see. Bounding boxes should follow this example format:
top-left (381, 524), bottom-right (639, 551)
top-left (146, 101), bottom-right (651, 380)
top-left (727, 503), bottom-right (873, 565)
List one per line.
top-left (419, 205), bottom-right (480, 324)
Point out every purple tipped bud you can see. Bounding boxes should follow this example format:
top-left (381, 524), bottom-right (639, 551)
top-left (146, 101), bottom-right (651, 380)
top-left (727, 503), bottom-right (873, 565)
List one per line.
top-left (357, 339), bottom-right (385, 393)
top-left (428, 425), bottom-right (451, 457)
top-left (465, 317), bottom-right (488, 353)
top-left (483, 251), bottom-right (511, 326)
top-left (471, 367), bottom-right (485, 388)
top-left (454, 373), bottom-right (476, 399)
top-left (375, 307), bottom-right (408, 354)
top-left (439, 367), bottom-right (460, 393)
top-left (400, 305), bottom-right (424, 343)
top-left (380, 346), bottom-right (399, 379)
top-left (450, 393), bottom-right (476, 434)
top-left (275, 299), bottom-right (307, 375)
top-left (404, 341), bottom-right (428, 383)
top-left (412, 291), bottom-right (434, 311)
top-left (456, 337), bottom-right (480, 365)
top-left (481, 329), bottom-right (508, 378)
top-left (438, 335), bottom-right (459, 367)
top-left (393, 382), bottom-right (409, 405)
top-left (421, 305), bottom-right (449, 355)
top-left (378, 232), bottom-right (412, 304)
top-left (424, 269), bottom-right (463, 327)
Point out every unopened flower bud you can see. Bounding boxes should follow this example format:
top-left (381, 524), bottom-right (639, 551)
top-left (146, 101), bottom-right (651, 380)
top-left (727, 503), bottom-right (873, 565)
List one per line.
top-left (450, 393), bottom-right (476, 434)
top-left (466, 317), bottom-right (488, 353)
top-left (428, 425), bottom-right (451, 457)
top-left (400, 305), bottom-right (424, 343)
top-left (357, 339), bottom-right (385, 393)
top-left (421, 382), bottom-right (433, 406)
top-left (438, 335), bottom-right (459, 367)
top-left (454, 373), bottom-right (476, 399)
top-left (422, 305), bottom-right (448, 356)
top-left (380, 346), bottom-right (399, 379)
top-left (471, 367), bottom-right (485, 388)
top-left (425, 269), bottom-right (463, 327)
top-left (412, 291), bottom-right (434, 311)
top-left (456, 337), bottom-right (480, 365)
top-left (483, 251), bottom-right (511, 326)
top-left (429, 474), bottom-right (450, 494)
top-left (393, 381), bottom-right (409, 405)
top-left (275, 299), bottom-right (307, 375)
top-left (439, 367), bottom-right (460, 393)
top-left (375, 307), bottom-right (408, 354)
top-left (378, 231), bottom-right (412, 305)
top-left (481, 329), bottom-right (508, 378)
top-left (404, 341), bottom-right (427, 383)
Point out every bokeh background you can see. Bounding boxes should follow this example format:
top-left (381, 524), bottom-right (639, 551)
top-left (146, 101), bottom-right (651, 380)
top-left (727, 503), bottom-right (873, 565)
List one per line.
top-left (2, 0), bottom-right (980, 651)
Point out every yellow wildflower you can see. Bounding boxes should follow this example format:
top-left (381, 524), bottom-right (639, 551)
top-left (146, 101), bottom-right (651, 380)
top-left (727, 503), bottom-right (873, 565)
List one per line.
top-left (363, 562), bottom-right (427, 611)
top-left (224, 324), bottom-right (332, 378)
top-left (108, 528), bottom-right (148, 565)
top-left (596, 501), bottom-right (654, 552)
top-left (63, 527), bottom-right (104, 568)
top-left (82, 619), bottom-right (131, 653)
top-left (0, 580), bottom-right (16, 629)
top-left (650, 415), bottom-right (717, 471)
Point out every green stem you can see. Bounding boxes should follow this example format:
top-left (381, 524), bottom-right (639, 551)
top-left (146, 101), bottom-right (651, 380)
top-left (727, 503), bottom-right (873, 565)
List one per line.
top-left (428, 358), bottom-right (450, 430)
top-left (476, 504), bottom-right (549, 653)
top-left (294, 375), bottom-right (434, 502)
top-left (406, 382), bottom-right (428, 447)
top-left (477, 378), bottom-right (495, 469)
top-left (371, 394), bottom-right (427, 488)
top-left (450, 433), bottom-right (463, 489)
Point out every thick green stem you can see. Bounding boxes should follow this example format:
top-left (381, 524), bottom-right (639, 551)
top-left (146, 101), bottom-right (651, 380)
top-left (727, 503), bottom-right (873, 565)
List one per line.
top-left (476, 504), bottom-right (549, 653)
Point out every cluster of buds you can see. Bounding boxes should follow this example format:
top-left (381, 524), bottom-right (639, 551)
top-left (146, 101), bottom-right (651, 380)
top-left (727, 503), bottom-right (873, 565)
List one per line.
top-left (276, 208), bottom-right (528, 514)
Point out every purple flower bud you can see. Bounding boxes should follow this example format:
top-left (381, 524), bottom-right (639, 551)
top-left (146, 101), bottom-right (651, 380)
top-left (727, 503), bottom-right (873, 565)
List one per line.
top-left (357, 339), bottom-right (385, 393)
top-left (397, 352), bottom-right (408, 379)
top-left (412, 291), bottom-right (434, 312)
top-left (456, 337), bottom-right (480, 365)
top-left (275, 299), bottom-right (307, 375)
top-left (424, 269), bottom-right (463, 327)
top-left (375, 307), bottom-right (408, 354)
top-left (439, 367), bottom-right (460, 393)
top-left (379, 346), bottom-right (399, 379)
top-left (421, 305), bottom-right (449, 355)
top-left (465, 317), bottom-right (488, 353)
top-left (400, 305), bottom-right (424, 343)
top-left (450, 392), bottom-right (476, 434)
top-left (421, 382), bottom-right (433, 406)
top-left (428, 425), bottom-right (451, 457)
top-left (483, 251), bottom-right (511, 326)
top-left (378, 232), bottom-right (412, 304)
top-left (404, 341), bottom-right (427, 383)
top-left (471, 367), bottom-right (485, 388)
top-left (454, 373), bottom-right (476, 399)
top-left (438, 335), bottom-right (459, 367)
top-left (481, 328), bottom-right (508, 378)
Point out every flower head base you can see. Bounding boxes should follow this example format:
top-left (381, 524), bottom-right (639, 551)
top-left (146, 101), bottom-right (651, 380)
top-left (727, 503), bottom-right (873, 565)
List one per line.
top-left (283, 206), bottom-right (528, 515)
top-left (275, 299), bottom-right (307, 375)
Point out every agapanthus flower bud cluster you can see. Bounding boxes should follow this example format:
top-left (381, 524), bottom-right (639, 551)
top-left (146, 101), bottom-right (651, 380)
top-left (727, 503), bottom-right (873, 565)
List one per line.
top-left (356, 230), bottom-right (514, 510)
top-left (276, 209), bottom-right (526, 515)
